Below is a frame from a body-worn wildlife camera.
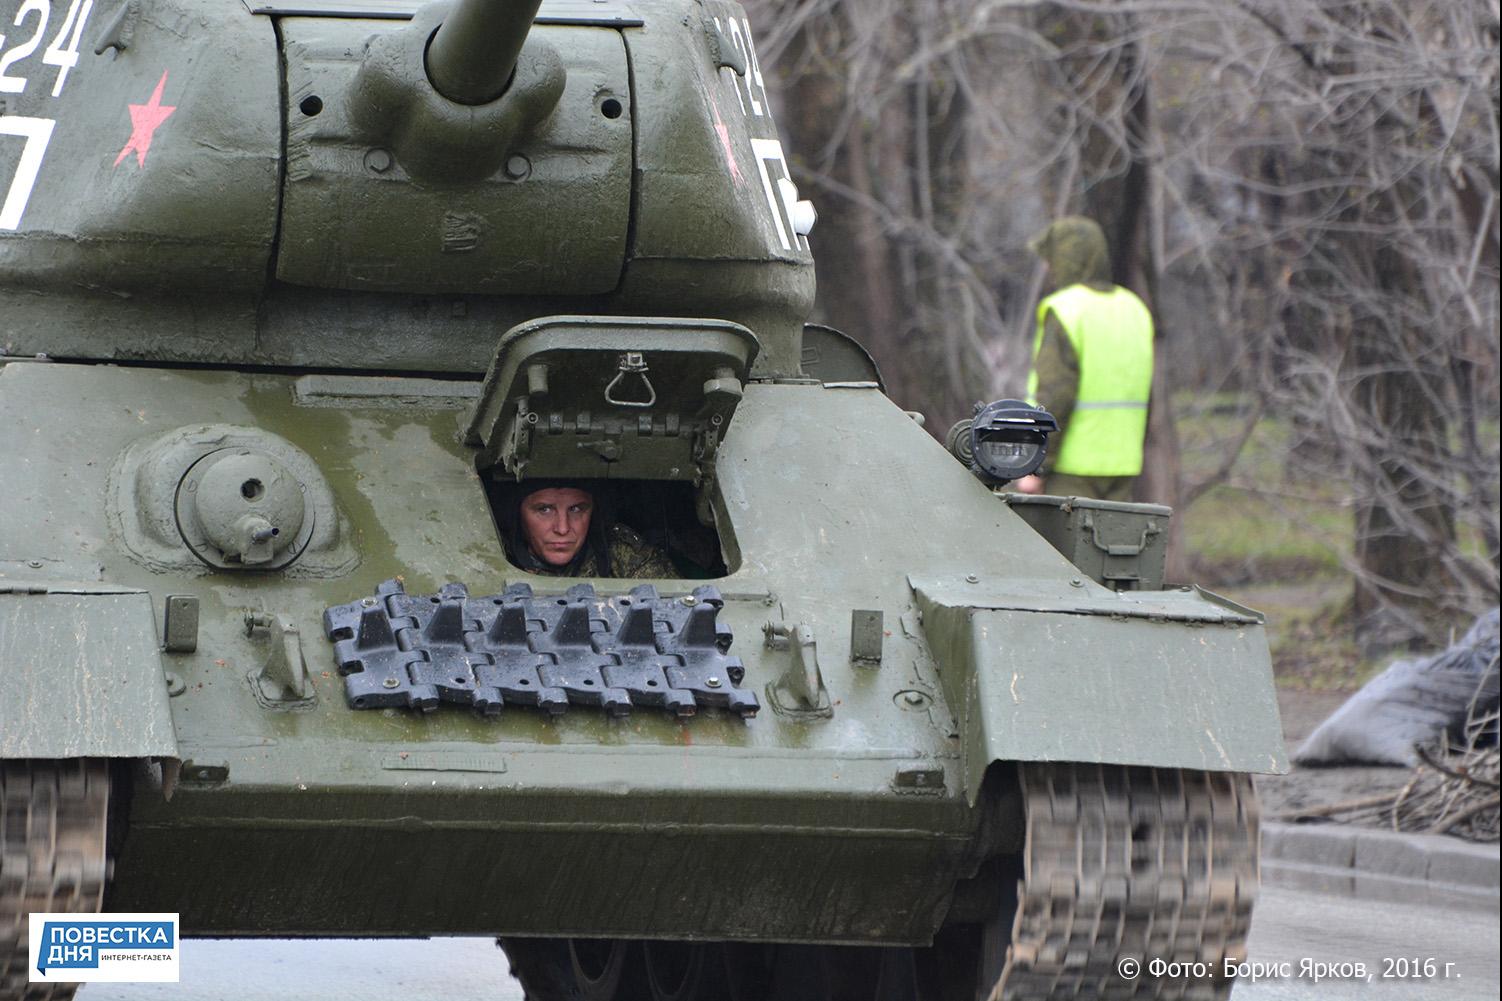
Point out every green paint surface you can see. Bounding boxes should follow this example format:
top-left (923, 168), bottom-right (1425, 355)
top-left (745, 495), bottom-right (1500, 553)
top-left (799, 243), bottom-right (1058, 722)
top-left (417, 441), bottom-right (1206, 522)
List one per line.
top-left (0, 0), bottom-right (1280, 945)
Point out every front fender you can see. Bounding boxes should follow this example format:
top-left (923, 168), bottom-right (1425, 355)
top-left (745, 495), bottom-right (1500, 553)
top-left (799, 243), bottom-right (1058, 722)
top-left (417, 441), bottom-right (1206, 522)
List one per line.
top-left (911, 577), bottom-right (1286, 803)
top-left (1, 584), bottom-right (179, 761)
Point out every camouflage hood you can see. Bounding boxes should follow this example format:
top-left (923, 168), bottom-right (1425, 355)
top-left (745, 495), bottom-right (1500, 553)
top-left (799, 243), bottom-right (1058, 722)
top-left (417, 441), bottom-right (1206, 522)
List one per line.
top-left (1028, 216), bottom-right (1111, 289)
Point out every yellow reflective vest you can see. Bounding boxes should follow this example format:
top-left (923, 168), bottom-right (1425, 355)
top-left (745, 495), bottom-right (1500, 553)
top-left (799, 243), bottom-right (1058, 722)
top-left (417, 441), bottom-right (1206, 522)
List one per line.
top-left (1026, 284), bottom-right (1154, 477)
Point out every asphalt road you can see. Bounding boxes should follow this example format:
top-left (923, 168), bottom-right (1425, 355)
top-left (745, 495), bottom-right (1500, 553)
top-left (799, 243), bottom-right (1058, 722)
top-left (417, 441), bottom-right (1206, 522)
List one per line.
top-left (1231, 886), bottom-right (1497, 1001)
top-left (74, 885), bottom-right (1499, 1001)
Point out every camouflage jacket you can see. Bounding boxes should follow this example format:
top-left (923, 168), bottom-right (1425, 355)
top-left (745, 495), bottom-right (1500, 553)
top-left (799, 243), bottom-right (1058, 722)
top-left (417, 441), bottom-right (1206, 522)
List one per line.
top-left (537, 524), bottom-right (676, 579)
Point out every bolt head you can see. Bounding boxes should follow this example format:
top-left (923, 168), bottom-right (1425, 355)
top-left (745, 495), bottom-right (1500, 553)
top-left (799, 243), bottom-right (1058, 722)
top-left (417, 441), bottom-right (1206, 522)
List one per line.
top-left (706, 676), bottom-right (722, 688)
top-left (382, 677), bottom-right (400, 689)
top-left (504, 154), bottom-right (532, 180)
top-left (364, 148), bottom-right (393, 173)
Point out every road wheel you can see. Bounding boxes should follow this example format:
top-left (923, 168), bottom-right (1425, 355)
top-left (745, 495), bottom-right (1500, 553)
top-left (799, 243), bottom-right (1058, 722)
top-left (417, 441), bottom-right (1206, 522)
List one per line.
top-left (571, 939), bottom-right (649, 1000)
top-left (644, 940), bottom-right (730, 1001)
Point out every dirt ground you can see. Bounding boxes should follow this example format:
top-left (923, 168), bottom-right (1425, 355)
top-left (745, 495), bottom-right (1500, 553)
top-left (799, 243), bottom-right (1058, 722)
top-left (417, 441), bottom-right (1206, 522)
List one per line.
top-left (1255, 688), bottom-right (1420, 825)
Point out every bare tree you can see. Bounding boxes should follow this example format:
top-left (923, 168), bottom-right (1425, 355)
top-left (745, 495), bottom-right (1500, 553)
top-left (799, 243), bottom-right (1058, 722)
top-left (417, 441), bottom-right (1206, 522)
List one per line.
top-left (1165, 0), bottom-right (1501, 650)
top-left (745, 0), bottom-right (1500, 653)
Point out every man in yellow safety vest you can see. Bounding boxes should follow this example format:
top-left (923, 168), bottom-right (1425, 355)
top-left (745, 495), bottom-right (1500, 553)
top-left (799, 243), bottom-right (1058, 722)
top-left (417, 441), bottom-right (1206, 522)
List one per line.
top-left (1013, 216), bottom-right (1154, 502)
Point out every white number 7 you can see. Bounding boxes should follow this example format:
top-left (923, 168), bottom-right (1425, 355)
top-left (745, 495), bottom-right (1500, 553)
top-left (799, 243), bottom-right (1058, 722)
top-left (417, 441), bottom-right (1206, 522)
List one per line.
top-left (1, 115), bottom-right (55, 231)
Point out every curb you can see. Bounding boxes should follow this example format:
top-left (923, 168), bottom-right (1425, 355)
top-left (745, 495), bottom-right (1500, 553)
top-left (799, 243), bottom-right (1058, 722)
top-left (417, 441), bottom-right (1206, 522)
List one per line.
top-left (1261, 821), bottom-right (1500, 912)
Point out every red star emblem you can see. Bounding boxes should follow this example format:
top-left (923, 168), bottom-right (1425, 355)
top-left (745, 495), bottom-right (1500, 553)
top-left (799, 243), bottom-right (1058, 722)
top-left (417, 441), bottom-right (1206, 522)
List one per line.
top-left (114, 71), bottom-right (177, 169)
top-left (709, 97), bottom-right (743, 185)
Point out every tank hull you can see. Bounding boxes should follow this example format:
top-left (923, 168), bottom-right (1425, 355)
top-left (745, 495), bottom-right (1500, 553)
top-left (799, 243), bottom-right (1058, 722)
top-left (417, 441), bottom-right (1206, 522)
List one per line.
top-left (3, 361), bottom-right (1282, 953)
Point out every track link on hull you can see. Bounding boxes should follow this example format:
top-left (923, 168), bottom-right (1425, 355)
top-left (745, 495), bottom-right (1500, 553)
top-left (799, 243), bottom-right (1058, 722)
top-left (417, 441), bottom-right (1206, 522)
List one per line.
top-left (1, 761), bottom-right (111, 1001)
top-left (995, 764), bottom-right (1259, 1001)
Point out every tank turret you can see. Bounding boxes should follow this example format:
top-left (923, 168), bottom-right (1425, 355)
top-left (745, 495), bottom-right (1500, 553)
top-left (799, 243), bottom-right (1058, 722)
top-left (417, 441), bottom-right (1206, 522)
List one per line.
top-left (0, 0), bottom-right (818, 377)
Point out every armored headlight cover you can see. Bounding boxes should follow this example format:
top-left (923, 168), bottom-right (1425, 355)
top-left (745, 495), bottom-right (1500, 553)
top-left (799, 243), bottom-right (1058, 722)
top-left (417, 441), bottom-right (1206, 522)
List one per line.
top-left (955, 399), bottom-right (1058, 486)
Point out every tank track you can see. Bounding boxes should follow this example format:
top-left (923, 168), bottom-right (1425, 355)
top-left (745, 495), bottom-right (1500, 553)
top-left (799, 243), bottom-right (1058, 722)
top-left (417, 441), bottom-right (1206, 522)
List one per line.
top-left (0, 761), bottom-right (111, 1001)
top-left (994, 764), bottom-right (1258, 1001)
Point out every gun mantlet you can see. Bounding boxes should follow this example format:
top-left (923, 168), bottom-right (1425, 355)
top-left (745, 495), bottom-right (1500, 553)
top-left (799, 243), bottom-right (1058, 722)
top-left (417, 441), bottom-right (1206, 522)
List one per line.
top-left (348, 0), bottom-right (565, 183)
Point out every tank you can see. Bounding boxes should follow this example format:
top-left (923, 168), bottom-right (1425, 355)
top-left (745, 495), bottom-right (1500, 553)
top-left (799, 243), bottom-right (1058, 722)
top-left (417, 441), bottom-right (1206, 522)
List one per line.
top-left (0, 1), bottom-right (1286, 998)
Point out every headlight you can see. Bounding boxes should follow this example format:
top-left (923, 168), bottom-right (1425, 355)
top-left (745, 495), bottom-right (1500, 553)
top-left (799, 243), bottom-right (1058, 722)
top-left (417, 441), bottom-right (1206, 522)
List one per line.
top-left (945, 399), bottom-right (1058, 486)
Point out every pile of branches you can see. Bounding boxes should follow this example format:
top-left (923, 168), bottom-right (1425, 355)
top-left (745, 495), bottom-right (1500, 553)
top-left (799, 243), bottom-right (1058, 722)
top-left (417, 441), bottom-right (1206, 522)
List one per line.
top-left (1284, 701), bottom-right (1500, 843)
top-left (1393, 708), bottom-right (1500, 843)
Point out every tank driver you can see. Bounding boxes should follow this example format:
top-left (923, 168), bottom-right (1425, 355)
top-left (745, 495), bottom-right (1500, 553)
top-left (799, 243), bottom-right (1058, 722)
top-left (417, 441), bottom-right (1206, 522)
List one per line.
top-left (1013, 216), bottom-right (1155, 502)
top-left (505, 481), bottom-right (676, 578)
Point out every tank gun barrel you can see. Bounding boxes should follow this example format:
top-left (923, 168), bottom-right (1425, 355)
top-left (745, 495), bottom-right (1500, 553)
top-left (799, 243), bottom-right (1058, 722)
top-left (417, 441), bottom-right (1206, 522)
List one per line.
top-left (426, 0), bottom-right (545, 105)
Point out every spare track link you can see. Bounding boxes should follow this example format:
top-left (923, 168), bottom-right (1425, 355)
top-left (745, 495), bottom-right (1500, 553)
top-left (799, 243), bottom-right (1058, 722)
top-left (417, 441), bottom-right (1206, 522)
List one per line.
top-left (0, 760), bottom-right (111, 1001)
top-left (995, 763), bottom-right (1258, 1001)
top-left (325, 579), bottom-right (757, 719)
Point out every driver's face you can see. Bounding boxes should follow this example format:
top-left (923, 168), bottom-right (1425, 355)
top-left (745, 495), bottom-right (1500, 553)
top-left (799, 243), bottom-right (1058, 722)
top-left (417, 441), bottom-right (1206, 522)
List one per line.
top-left (520, 487), bottom-right (594, 566)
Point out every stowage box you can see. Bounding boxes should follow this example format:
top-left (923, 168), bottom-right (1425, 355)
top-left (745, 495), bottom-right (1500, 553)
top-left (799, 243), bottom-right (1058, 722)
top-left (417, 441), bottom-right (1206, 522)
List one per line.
top-left (1001, 494), bottom-right (1172, 591)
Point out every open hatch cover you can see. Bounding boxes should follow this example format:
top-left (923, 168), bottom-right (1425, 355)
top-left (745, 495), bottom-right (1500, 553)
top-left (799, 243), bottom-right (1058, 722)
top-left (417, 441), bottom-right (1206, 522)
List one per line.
top-left (465, 315), bottom-right (760, 485)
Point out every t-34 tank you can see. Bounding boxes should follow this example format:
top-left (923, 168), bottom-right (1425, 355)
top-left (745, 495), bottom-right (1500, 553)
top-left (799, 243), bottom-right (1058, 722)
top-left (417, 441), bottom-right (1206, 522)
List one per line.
top-left (0, 0), bottom-right (1285, 998)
